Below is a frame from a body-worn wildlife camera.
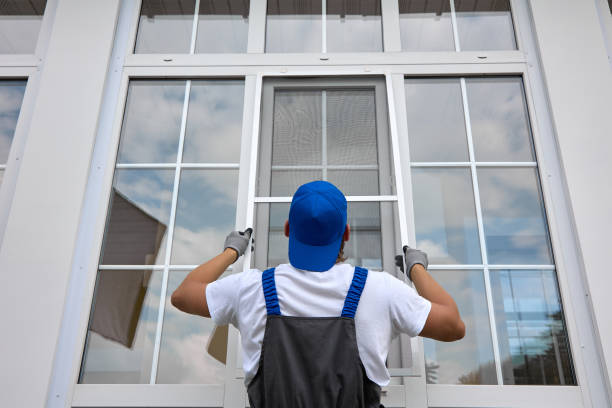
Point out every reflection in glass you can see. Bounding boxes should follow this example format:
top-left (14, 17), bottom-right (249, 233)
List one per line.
top-left (326, 0), bottom-right (382, 52)
top-left (0, 0), bottom-right (46, 53)
top-left (271, 90), bottom-right (322, 165)
top-left (412, 168), bottom-right (481, 264)
top-left (266, 0), bottom-right (321, 53)
top-left (328, 170), bottom-right (379, 196)
top-left (157, 271), bottom-right (225, 383)
top-left (195, 0), bottom-right (249, 53)
top-left (399, 0), bottom-right (454, 51)
top-left (0, 170), bottom-right (3, 186)
top-left (327, 90), bottom-right (378, 165)
top-left (171, 170), bottom-right (238, 265)
top-left (466, 77), bottom-right (535, 162)
top-left (454, 0), bottom-right (516, 51)
top-left (405, 78), bottom-right (468, 162)
top-left (183, 81), bottom-right (245, 163)
top-left (270, 170), bottom-right (322, 196)
top-left (424, 270), bottom-right (496, 384)
top-left (135, 0), bottom-right (196, 53)
top-left (100, 170), bottom-right (174, 265)
top-left (79, 270), bottom-right (161, 384)
top-left (0, 81), bottom-right (27, 163)
top-left (491, 270), bottom-right (575, 385)
top-left (478, 168), bottom-right (553, 265)
top-left (117, 81), bottom-right (186, 163)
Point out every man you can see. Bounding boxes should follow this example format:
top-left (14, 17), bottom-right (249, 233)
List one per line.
top-left (171, 180), bottom-right (465, 407)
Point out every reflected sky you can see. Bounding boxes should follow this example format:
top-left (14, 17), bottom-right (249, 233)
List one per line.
top-left (454, 0), bottom-right (517, 51)
top-left (0, 81), bottom-right (27, 163)
top-left (195, 0), bottom-right (249, 53)
top-left (266, 0), bottom-right (321, 53)
top-left (117, 81), bottom-right (186, 163)
top-left (412, 168), bottom-right (481, 264)
top-left (0, 0), bottom-right (45, 54)
top-left (399, 0), bottom-right (454, 51)
top-left (326, 0), bottom-right (382, 52)
top-left (135, 0), bottom-right (196, 53)
top-left (478, 168), bottom-right (553, 265)
top-left (425, 270), bottom-right (496, 384)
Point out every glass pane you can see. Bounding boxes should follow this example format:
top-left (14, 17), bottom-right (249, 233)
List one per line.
top-left (270, 170), bottom-right (322, 196)
top-left (424, 270), bottom-right (496, 384)
top-left (491, 270), bottom-right (576, 385)
top-left (454, 0), bottom-right (517, 51)
top-left (412, 168), bottom-right (481, 264)
top-left (117, 81), bottom-right (186, 164)
top-left (399, 0), bottom-right (454, 51)
top-left (405, 78), bottom-right (469, 162)
top-left (171, 170), bottom-right (238, 265)
top-left (326, 0), bottom-right (382, 52)
top-left (0, 0), bottom-right (46, 54)
top-left (478, 168), bottom-right (553, 265)
top-left (195, 0), bottom-right (249, 53)
top-left (327, 90), bottom-right (378, 165)
top-left (157, 271), bottom-right (225, 383)
top-left (79, 269), bottom-right (161, 384)
top-left (466, 77), bottom-right (535, 162)
top-left (100, 170), bottom-right (174, 265)
top-left (271, 90), bottom-right (322, 165)
top-left (327, 170), bottom-right (379, 196)
top-left (183, 80), bottom-right (244, 163)
top-left (135, 0), bottom-right (196, 53)
top-left (0, 170), bottom-right (3, 186)
top-left (0, 81), bottom-right (27, 163)
top-left (266, 0), bottom-right (321, 53)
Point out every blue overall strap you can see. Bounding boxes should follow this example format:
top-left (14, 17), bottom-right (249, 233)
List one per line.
top-left (341, 266), bottom-right (368, 318)
top-left (262, 267), bottom-right (281, 316)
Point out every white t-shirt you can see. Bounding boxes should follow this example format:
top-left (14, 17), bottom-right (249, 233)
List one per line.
top-left (206, 262), bottom-right (431, 387)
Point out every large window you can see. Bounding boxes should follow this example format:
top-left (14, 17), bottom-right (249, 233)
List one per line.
top-left (80, 79), bottom-right (245, 384)
top-left (0, 0), bottom-right (47, 54)
top-left (0, 80), bottom-right (27, 187)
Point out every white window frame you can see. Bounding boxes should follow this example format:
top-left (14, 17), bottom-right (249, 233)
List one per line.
top-left (56, 0), bottom-right (609, 407)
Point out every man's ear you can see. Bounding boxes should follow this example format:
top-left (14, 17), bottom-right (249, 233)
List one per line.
top-left (284, 220), bottom-right (290, 237)
top-left (343, 224), bottom-right (350, 241)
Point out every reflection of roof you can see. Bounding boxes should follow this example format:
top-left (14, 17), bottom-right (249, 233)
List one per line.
top-left (1, 0), bottom-right (46, 15)
top-left (112, 187), bottom-right (167, 229)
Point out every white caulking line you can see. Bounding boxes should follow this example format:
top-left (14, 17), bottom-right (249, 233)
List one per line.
top-left (410, 162), bottom-right (537, 167)
top-left (253, 195), bottom-right (398, 203)
top-left (271, 164), bottom-right (379, 170)
top-left (116, 163), bottom-right (240, 169)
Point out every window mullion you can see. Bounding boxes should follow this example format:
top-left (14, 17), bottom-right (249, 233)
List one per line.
top-left (189, 0), bottom-right (201, 54)
top-left (322, 0), bottom-right (327, 53)
top-left (449, 0), bottom-right (461, 51)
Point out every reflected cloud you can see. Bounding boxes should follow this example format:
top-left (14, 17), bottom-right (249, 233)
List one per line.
top-left (399, 0), bottom-right (454, 51)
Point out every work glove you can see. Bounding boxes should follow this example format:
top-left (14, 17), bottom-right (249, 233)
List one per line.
top-left (224, 228), bottom-right (253, 261)
top-left (403, 245), bottom-right (428, 281)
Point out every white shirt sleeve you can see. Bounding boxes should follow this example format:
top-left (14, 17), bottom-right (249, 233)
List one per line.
top-left (384, 273), bottom-right (432, 337)
top-left (205, 272), bottom-right (243, 327)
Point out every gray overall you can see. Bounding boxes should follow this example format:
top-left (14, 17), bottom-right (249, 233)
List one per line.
top-left (247, 266), bottom-right (384, 408)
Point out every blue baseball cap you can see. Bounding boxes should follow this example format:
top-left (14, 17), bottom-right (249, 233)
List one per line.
top-left (288, 181), bottom-right (347, 272)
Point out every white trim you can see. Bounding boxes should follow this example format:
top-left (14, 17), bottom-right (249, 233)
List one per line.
top-left (427, 264), bottom-right (556, 270)
top-left (321, 90), bottom-right (327, 179)
top-left (271, 164), bottom-right (379, 170)
top-left (115, 163), bottom-right (240, 169)
top-left (254, 195), bottom-right (398, 203)
top-left (449, 0), bottom-right (461, 52)
top-left (322, 0), bottom-right (327, 54)
top-left (411, 161), bottom-right (537, 167)
top-left (189, 0), bottom-right (201, 55)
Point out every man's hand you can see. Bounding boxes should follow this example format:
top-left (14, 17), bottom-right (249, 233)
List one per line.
top-left (403, 245), bottom-right (428, 281)
top-left (223, 228), bottom-right (253, 262)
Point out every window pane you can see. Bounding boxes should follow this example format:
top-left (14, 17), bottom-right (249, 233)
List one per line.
top-left (195, 0), bottom-right (249, 53)
top-left (412, 168), bottom-right (481, 264)
top-left (326, 0), bottom-right (382, 52)
top-left (399, 0), bottom-right (454, 51)
top-left (466, 77), bottom-right (535, 162)
top-left (270, 170), bottom-right (322, 196)
top-left (0, 0), bottom-right (46, 54)
top-left (79, 269), bottom-right (161, 384)
top-left (424, 270), bottom-right (496, 384)
top-left (135, 0), bottom-right (196, 53)
top-left (478, 168), bottom-right (553, 265)
top-left (100, 170), bottom-right (174, 265)
top-left (405, 78), bottom-right (469, 162)
top-left (0, 170), bottom-right (3, 186)
top-left (266, 0), bottom-right (321, 53)
top-left (171, 170), bottom-right (238, 265)
top-left (454, 0), bottom-right (517, 51)
top-left (157, 271), bottom-right (225, 383)
top-left (183, 81), bottom-right (244, 163)
top-left (328, 170), bottom-right (379, 196)
top-left (0, 80), bottom-right (26, 163)
top-left (491, 270), bottom-right (576, 385)
top-left (117, 81), bottom-right (186, 164)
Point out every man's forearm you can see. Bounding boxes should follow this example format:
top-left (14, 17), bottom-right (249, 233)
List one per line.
top-left (183, 248), bottom-right (237, 285)
top-left (410, 264), bottom-right (460, 315)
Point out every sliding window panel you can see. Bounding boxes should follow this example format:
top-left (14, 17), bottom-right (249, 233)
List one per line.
top-left (0, 0), bottom-right (46, 54)
top-left (135, 0), bottom-right (197, 53)
top-left (265, 0), bottom-right (322, 53)
top-left (490, 270), bottom-right (576, 385)
top-left (411, 168), bottom-right (481, 264)
top-left (405, 78), bottom-right (469, 162)
top-left (195, 0), bottom-right (249, 53)
top-left (424, 270), bottom-right (496, 384)
top-left (0, 81), bottom-right (27, 164)
top-left (270, 170), bottom-right (322, 197)
top-left (399, 0), bottom-right (454, 51)
top-left (182, 80), bottom-right (245, 163)
top-left (99, 170), bottom-right (174, 266)
top-left (79, 270), bottom-right (162, 384)
top-left (116, 80), bottom-right (186, 164)
top-left (454, 0), bottom-right (517, 51)
top-left (326, 0), bottom-right (383, 52)
top-left (171, 170), bottom-right (239, 265)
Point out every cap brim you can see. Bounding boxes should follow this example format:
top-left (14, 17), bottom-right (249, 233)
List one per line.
top-left (288, 228), bottom-right (343, 272)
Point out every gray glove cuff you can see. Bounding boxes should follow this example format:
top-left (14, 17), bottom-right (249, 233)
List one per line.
top-left (224, 229), bottom-right (252, 261)
top-left (403, 245), bottom-right (428, 281)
